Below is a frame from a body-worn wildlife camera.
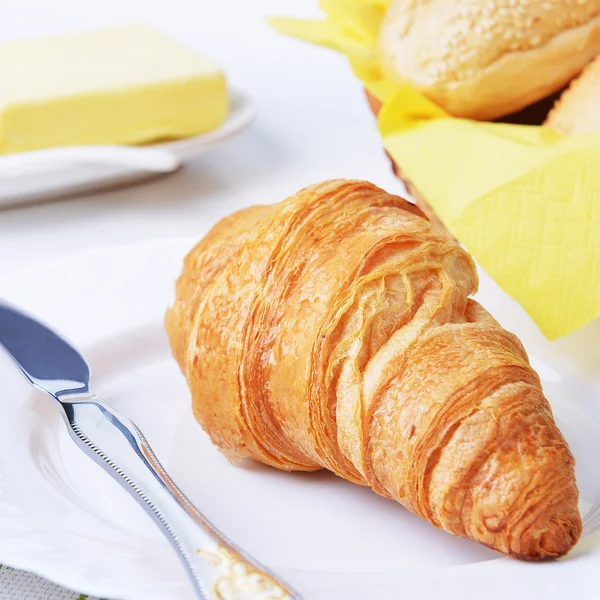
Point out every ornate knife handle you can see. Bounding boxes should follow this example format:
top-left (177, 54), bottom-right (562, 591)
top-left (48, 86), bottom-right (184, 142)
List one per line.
top-left (58, 396), bottom-right (298, 600)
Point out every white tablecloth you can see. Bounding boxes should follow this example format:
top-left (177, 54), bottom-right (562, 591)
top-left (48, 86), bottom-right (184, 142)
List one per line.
top-left (0, 566), bottom-right (103, 600)
top-left (0, 0), bottom-right (401, 597)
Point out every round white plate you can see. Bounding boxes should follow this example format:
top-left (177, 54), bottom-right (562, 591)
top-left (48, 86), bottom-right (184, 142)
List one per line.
top-left (0, 92), bottom-right (255, 207)
top-left (0, 238), bottom-right (598, 600)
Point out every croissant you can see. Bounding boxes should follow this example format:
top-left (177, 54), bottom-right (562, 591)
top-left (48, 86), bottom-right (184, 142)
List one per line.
top-left (165, 180), bottom-right (581, 560)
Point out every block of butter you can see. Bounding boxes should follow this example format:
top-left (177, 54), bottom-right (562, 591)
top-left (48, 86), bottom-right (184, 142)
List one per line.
top-left (0, 26), bottom-right (228, 154)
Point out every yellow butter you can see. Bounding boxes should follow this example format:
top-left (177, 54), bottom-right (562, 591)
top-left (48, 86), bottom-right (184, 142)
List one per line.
top-left (0, 26), bottom-right (228, 153)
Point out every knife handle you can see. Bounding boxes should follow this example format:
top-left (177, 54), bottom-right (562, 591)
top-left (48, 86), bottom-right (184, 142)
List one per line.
top-left (57, 396), bottom-right (297, 600)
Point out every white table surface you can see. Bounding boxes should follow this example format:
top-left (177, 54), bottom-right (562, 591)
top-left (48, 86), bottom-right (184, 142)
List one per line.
top-left (0, 0), bottom-right (399, 597)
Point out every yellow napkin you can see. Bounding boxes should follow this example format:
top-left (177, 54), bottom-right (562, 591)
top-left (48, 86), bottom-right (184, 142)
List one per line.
top-left (270, 1), bottom-right (600, 340)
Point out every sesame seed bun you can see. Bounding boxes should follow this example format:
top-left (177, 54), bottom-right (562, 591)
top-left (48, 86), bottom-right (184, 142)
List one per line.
top-left (379, 0), bottom-right (600, 120)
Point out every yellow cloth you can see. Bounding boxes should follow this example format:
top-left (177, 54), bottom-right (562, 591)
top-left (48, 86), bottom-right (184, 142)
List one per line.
top-left (270, 1), bottom-right (600, 340)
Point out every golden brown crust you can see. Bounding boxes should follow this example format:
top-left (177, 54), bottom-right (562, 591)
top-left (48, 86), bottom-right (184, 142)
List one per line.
top-left (545, 54), bottom-right (600, 134)
top-left (166, 179), bottom-right (581, 559)
top-left (379, 0), bottom-right (600, 120)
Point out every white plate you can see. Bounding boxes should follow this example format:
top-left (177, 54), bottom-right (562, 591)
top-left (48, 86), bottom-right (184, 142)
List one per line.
top-left (0, 92), bottom-right (255, 207)
top-left (0, 238), bottom-right (598, 600)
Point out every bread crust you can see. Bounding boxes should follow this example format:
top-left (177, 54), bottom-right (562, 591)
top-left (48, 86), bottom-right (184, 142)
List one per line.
top-left (379, 0), bottom-right (600, 119)
top-left (166, 179), bottom-right (581, 560)
top-left (545, 54), bottom-right (600, 134)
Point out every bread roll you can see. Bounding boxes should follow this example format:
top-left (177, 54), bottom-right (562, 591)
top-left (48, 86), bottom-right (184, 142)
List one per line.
top-left (545, 54), bottom-right (600, 134)
top-left (166, 179), bottom-right (581, 560)
top-left (379, 0), bottom-right (600, 120)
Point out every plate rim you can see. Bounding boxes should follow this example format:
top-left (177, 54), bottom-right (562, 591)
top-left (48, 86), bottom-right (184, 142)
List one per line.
top-left (0, 90), bottom-right (255, 208)
top-left (157, 89), bottom-right (256, 159)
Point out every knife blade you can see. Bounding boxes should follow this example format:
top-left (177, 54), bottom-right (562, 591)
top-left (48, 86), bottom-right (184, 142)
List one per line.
top-left (0, 302), bottom-right (90, 398)
top-left (0, 300), bottom-right (299, 600)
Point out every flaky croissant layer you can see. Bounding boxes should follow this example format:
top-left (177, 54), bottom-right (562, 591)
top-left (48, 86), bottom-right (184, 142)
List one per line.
top-left (166, 180), bottom-right (581, 560)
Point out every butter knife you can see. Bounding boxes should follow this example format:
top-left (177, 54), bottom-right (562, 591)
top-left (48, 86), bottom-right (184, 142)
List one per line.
top-left (0, 300), bottom-right (298, 600)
